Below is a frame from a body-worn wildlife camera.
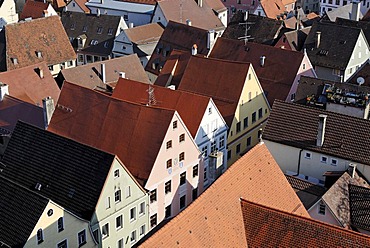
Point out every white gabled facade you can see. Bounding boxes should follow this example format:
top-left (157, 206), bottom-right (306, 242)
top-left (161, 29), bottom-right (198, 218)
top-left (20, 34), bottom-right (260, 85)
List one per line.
top-left (145, 111), bottom-right (203, 230)
top-left (195, 99), bottom-right (228, 187)
top-left (0, 0), bottom-right (18, 29)
top-left (91, 157), bottom-right (149, 248)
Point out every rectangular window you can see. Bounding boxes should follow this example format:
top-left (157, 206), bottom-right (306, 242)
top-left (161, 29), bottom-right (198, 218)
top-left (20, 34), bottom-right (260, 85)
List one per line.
top-left (140, 224), bottom-right (146, 236)
top-left (126, 186), bottom-right (131, 198)
top-left (243, 117), bottom-right (248, 129)
top-left (116, 215), bottom-right (123, 229)
top-left (252, 112), bottom-right (256, 123)
top-left (304, 152), bottom-right (312, 159)
top-left (247, 137), bottom-right (251, 147)
top-left (130, 207), bottom-right (136, 221)
top-left (139, 202), bottom-right (145, 215)
top-left (82, 26), bottom-right (87, 32)
top-left (150, 214), bottom-right (157, 228)
top-left (211, 140), bottom-right (217, 153)
top-left (180, 195), bottom-right (186, 209)
top-left (57, 217), bottom-right (64, 232)
top-left (236, 121), bottom-right (241, 133)
top-left (179, 152), bottom-right (185, 161)
top-left (204, 166), bottom-right (208, 181)
top-left (165, 180), bottom-right (171, 194)
top-left (37, 229), bottom-right (44, 244)
top-left (166, 159), bottom-right (172, 169)
top-left (78, 229), bottom-right (87, 247)
top-left (331, 158), bottom-right (338, 166)
top-left (180, 172), bottom-right (186, 185)
top-left (48, 65), bottom-right (54, 71)
top-left (227, 150), bottom-right (231, 160)
top-left (97, 27), bottom-right (103, 34)
top-left (192, 188), bottom-right (198, 201)
top-left (193, 165), bottom-right (199, 177)
top-left (202, 145), bottom-right (208, 157)
top-left (57, 240), bottom-right (67, 248)
top-left (319, 203), bottom-right (326, 215)
top-left (321, 156), bottom-right (328, 163)
top-left (86, 55), bottom-right (93, 63)
top-left (236, 144), bottom-right (241, 154)
top-left (123, 14), bottom-right (129, 21)
top-left (105, 197), bottom-right (110, 209)
top-left (150, 189), bottom-right (157, 203)
top-left (118, 239), bottom-right (124, 248)
top-left (179, 133), bottom-right (185, 142)
top-left (108, 28), bottom-right (114, 35)
top-left (78, 54), bottom-right (83, 62)
top-left (130, 230), bottom-right (137, 243)
top-left (173, 120), bottom-right (178, 129)
top-left (165, 204), bottom-right (171, 218)
top-left (115, 189), bottom-right (121, 203)
top-left (258, 108), bottom-right (263, 119)
top-left (166, 140), bottom-right (172, 149)
top-left (102, 223), bottom-right (109, 239)
top-left (93, 230), bottom-right (99, 244)
top-left (219, 136), bottom-right (225, 149)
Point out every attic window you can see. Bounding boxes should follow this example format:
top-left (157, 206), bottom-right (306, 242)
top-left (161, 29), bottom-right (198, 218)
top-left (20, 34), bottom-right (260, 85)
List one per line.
top-left (90, 39), bottom-right (99, 45)
top-left (70, 23), bottom-right (75, 30)
top-left (82, 26), bottom-right (87, 32)
top-left (339, 40), bottom-right (346, 45)
top-left (97, 27), bottom-right (103, 34)
top-left (68, 189), bottom-right (75, 198)
top-left (318, 50), bottom-right (329, 56)
top-left (104, 41), bottom-right (109, 48)
top-left (108, 28), bottom-right (114, 35)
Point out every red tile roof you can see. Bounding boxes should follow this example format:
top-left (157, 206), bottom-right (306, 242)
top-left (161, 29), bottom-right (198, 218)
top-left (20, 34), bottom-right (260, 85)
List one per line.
top-left (209, 37), bottom-right (304, 106)
top-left (5, 16), bottom-right (76, 70)
top-left (138, 143), bottom-right (308, 247)
top-left (20, 0), bottom-right (50, 20)
top-left (240, 198), bottom-right (370, 247)
top-left (0, 62), bottom-right (59, 106)
top-left (260, 0), bottom-right (286, 20)
top-left (113, 78), bottom-right (211, 138)
top-left (177, 55), bottom-right (251, 127)
top-left (124, 23), bottom-right (163, 45)
top-left (48, 82), bottom-right (176, 186)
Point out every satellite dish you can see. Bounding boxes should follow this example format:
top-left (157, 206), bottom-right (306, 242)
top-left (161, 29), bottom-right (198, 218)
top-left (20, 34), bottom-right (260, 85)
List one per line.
top-left (357, 77), bottom-right (365, 86)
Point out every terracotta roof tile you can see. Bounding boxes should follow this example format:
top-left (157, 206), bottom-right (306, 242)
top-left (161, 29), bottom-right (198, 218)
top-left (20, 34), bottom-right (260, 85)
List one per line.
top-left (240, 198), bottom-right (370, 247)
top-left (5, 16), bottom-right (76, 70)
top-left (260, 0), bottom-right (286, 20)
top-left (209, 37), bottom-right (304, 106)
top-left (113, 78), bottom-right (211, 137)
top-left (48, 82), bottom-right (175, 186)
top-left (0, 62), bottom-right (60, 106)
top-left (125, 23), bottom-right (163, 44)
top-left (177, 55), bottom-right (250, 127)
top-left (263, 100), bottom-right (370, 166)
top-left (57, 55), bottom-right (150, 89)
top-left (145, 21), bottom-right (209, 76)
top-left (20, 0), bottom-right (50, 20)
top-left (138, 143), bottom-right (308, 247)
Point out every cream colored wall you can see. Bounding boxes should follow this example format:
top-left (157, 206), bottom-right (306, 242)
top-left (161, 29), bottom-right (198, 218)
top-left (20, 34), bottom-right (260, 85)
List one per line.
top-left (50, 60), bottom-right (76, 77)
top-left (264, 140), bottom-right (370, 182)
top-left (145, 112), bottom-right (203, 226)
top-left (92, 158), bottom-right (148, 248)
top-left (227, 65), bottom-right (270, 166)
top-left (25, 201), bottom-right (96, 248)
top-left (308, 201), bottom-right (342, 227)
top-left (0, 0), bottom-right (18, 24)
top-left (346, 32), bottom-right (369, 81)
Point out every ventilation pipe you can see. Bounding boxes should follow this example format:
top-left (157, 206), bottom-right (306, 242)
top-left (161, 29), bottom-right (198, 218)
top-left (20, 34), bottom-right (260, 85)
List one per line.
top-left (316, 114), bottom-right (327, 147)
top-left (192, 44), bottom-right (198, 55)
top-left (315, 31), bottom-right (321, 48)
top-left (260, 56), bottom-right (266, 67)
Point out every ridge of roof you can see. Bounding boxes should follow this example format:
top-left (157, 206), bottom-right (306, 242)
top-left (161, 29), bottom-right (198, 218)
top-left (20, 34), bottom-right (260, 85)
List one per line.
top-left (240, 198), bottom-right (370, 247)
top-left (1, 121), bottom-right (116, 220)
top-left (138, 143), bottom-right (309, 247)
top-left (263, 100), bottom-right (370, 166)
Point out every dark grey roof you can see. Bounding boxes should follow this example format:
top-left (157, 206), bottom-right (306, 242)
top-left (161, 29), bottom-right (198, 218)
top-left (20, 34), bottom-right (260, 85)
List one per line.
top-left (295, 76), bottom-right (370, 109)
top-left (346, 60), bottom-right (370, 87)
top-left (263, 100), bottom-right (370, 166)
top-left (0, 121), bottom-right (115, 220)
top-left (222, 12), bottom-right (283, 45)
top-left (304, 22), bottom-right (361, 70)
top-left (0, 175), bottom-right (48, 248)
top-left (61, 12), bottom-right (122, 56)
top-left (336, 18), bottom-right (370, 45)
top-left (349, 184), bottom-right (370, 231)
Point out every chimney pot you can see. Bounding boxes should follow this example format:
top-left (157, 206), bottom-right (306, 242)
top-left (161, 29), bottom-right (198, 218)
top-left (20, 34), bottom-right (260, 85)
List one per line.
top-left (0, 82), bottom-right (9, 101)
top-left (186, 19), bottom-right (192, 26)
top-left (129, 23), bottom-right (134, 28)
top-left (192, 44), bottom-right (198, 56)
top-left (316, 114), bottom-right (327, 147)
top-left (348, 163), bottom-right (357, 178)
top-left (315, 31), bottom-right (321, 49)
top-left (260, 56), bottom-right (266, 67)
top-left (197, 0), bottom-right (203, 7)
top-left (119, 72), bottom-right (125, 78)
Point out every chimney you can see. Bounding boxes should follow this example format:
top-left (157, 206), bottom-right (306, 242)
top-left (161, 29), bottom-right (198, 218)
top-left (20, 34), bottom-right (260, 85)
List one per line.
top-left (348, 163), bottom-right (357, 178)
top-left (42, 96), bottom-right (55, 128)
top-left (207, 30), bottom-right (215, 49)
top-left (316, 114), bottom-right (327, 147)
top-left (97, 8), bottom-right (101, 17)
top-left (260, 56), bottom-right (266, 67)
top-left (119, 72), bottom-right (125, 78)
top-left (186, 19), bottom-right (192, 26)
top-left (192, 44), bottom-right (197, 55)
top-left (101, 63), bottom-right (106, 84)
top-left (198, 0), bottom-right (203, 7)
top-left (351, 0), bottom-right (360, 21)
top-left (34, 67), bottom-right (44, 79)
top-left (0, 82), bottom-right (9, 101)
top-left (315, 31), bottom-right (321, 48)
top-left (129, 23), bottom-right (134, 28)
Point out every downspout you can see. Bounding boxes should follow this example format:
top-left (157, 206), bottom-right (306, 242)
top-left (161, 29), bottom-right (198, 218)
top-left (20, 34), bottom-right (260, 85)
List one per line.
top-left (293, 149), bottom-right (304, 176)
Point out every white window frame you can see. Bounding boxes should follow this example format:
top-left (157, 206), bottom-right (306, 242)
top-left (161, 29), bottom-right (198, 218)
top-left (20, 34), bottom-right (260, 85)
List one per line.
top-left (320, 156), bottom-right (328, 164)
top-left (130, 207), bottom-right (136, 222)
top-left (116, 215), bottom-right (123, 230)
top-left (117, 238), bottom-right (124, 248)
top-left (140, 224), bottom-right (146, 237)
top-left (126, 186), bottom-right (131, 198)
top-left (102, 223), bottom-right (109, 239)
top-left (77, 229), bottom-right (86, 247)
top-left (130, 230), bottom-right (137, 244)
top-left (114, 169), bottom-right (119, 178)
top-left (331, 158), bottom-right (338, 166)
top-left (304, 152), bottom-right (312, 159)
top-left (56, 239), bottom-right (68, 248)
top-left (115, 189), bottom-right (121, 203)
top-left (139, 202), bottom-right (145, 216)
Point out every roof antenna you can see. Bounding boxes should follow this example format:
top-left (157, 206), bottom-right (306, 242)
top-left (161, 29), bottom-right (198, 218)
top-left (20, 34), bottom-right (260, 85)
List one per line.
top-left (147, 85), bottom-right (157, 106)
top-left (238, 12), bottom-right (254, 46)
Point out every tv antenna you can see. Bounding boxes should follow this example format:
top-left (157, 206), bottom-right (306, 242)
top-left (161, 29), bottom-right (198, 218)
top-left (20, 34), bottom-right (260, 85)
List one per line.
top-left (147, 85), bottom-right (157, 106)
top-left (238, 12), bottom-right (254, 45)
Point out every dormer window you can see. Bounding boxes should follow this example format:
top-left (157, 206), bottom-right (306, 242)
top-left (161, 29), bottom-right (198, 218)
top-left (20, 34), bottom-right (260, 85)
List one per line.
top-left (82, 26), bottom-right (87, 32)
top-left (97, 27), bottom-right (103, 34)
top-left (104, 41), bottom-right (109, 48)
top-left (90, 39), bottom-right (98, 45)
top-left (11, 57), bottom-right (18, 65)
top-left (108, 28), bottom-right (113, 35)
top-left (70, 23), bottom-right (75, 30)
